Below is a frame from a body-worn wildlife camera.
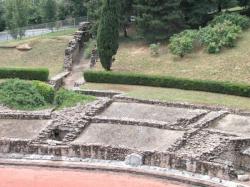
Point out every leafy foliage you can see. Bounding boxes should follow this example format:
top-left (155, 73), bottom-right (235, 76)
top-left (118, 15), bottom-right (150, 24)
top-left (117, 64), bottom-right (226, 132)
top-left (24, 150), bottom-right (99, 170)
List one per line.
top-left (0, 1), bottom-right (5, 31)
top-left (169, 13), bottom-right (246, 56)
top-left (5, 0), bottom-right (29, 39)
top-left (97, 0), bottom-right (121, 71)
top-left (210, 13), bottom-right (250, 29)
top-left (32, 81), bottom-right (55, 104)
top-left (199, 21), bottom-right (242, 53)
top-left (0, 79), bottom-right (47, 110)
top-left (169, 30), bottom-right (198, 57)
top-left (149, 43), bottom-right (160, 57)
top-left (135, 0), bottom-right (186, 41)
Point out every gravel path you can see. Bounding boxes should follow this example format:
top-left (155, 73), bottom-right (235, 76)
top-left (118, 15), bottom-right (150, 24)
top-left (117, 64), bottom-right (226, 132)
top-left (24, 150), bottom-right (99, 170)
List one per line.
top-left (64, 52), bottom-right (90, 89)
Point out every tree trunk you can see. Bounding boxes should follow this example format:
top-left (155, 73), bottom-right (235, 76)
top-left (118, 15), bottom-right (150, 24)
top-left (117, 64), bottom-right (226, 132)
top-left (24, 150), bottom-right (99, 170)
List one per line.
top-left (123, 25), bottom-right (128, 38)
top-left (218, 3), bottom-right (222, 12)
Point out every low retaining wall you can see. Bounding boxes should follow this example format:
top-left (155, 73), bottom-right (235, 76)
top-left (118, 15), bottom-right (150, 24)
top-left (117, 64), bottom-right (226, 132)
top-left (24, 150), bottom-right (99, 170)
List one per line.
top-left (73, 88), bottom-right (122, 98)
top-left (49, 71), bottom-right (70, 90)
top-left (0, 109), bottom-right (52, 120)
top-left (0, 141), bottom-right (235, 180)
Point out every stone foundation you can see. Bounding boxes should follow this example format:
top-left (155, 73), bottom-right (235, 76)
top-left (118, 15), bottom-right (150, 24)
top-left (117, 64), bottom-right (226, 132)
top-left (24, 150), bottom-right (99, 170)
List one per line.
top-left (1, 97), bottom-right (250, 181)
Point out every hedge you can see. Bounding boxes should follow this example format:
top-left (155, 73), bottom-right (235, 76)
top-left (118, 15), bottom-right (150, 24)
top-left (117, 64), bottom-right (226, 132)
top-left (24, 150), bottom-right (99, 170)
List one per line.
top-left (32, 81), bottom-right (55, 104)
top-left (0, 67), bottom-right (49, 81)
top-left (84, 70), bottom-right (250, 98)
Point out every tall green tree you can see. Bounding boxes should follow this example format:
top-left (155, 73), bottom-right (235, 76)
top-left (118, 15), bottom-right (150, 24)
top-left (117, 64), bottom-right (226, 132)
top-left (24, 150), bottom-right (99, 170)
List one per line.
top-left (135, 0), bottom-right (186, 41)
top-left (5, 0), bottom-right (29, 38)
top-left (213, 0), bottom-right (238, 12)
top-left (121, 0), bottom-right (134, 37)
top-left (97, 0), bottom-right (121, 71)
top-left (42, 0), bottom-right (57, 22)
top-left (86, 0), bottom-right (102, 36)
top-left (0, 1), bottom-right (6, 31)
top-left (180, 0), bottom-right (213, 27)
top-left (27, 0), bottom-right (43, 24)
top-left (68, 0), bottom-right (87, 17)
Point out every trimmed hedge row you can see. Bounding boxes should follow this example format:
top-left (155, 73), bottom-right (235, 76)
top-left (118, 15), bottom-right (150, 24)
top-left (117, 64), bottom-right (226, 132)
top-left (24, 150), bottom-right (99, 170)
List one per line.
top-left (84, 71), bottom-right (250, 98)
top-left (0, 67), bottom-right (49, 81)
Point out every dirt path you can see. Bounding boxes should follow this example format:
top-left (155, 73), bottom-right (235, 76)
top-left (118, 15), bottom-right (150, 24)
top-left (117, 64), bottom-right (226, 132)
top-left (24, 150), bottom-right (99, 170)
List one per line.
top-left (0, 166), bottom-right (189, 187)
top-left (64, 51), bottom-right (90, 89)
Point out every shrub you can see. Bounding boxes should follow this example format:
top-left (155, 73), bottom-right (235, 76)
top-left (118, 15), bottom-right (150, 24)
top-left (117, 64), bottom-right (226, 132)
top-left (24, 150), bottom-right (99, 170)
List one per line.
top-left (55, 89), bottom-right (95, 109)
top-left (169, 30), bottom-right (198, 57)
top-left (84, 39), bottom-right (97, 59)
top-left (84, 71), bottom-right (250, 98)
top-left (211, 13), bottom-right (250, 29)
top-left (149, 43), bottom-right (160, 57)
top-left (32, 81), bottom-right (55, 104)
top-left (0, 79), bottom-right (47, 110)
top-left (199, 21), bottom-right (241, 53)
top-left (0, 67), bottom-right (49, 81)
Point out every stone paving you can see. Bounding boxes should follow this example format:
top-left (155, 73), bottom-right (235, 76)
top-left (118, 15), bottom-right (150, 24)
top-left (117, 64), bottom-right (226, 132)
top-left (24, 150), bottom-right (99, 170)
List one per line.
top-left (0, 119), bottom-right (51, 140)
top-left (0, 97), bottom-right (250, 182)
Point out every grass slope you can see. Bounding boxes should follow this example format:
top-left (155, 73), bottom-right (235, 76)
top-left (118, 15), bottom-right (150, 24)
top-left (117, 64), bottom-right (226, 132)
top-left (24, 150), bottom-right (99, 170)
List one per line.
top-left (0, 29), bottom-right (76, 77)
top-left (95, 29), bottom-right (250, 84)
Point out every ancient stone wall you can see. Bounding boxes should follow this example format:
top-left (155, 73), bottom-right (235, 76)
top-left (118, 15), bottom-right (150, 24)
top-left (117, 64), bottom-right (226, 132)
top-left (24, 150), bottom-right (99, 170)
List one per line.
top-left (63, 22), bottom-right (91, 71)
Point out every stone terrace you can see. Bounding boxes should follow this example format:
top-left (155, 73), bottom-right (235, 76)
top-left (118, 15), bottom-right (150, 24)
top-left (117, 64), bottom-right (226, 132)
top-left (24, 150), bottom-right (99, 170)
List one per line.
top-left (0, 97), bottom-right (250, 181)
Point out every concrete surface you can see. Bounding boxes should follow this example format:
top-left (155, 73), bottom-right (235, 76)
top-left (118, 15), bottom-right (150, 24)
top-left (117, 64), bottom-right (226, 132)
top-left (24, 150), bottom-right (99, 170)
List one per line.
top-left (0, 119), bottom-right (51, 140)
top-left (210, 114), bottom-right (250, 136)
top-left (73, 123), bottom-right (185, 151)
top-left (98, 102), bottom-right (206, 124)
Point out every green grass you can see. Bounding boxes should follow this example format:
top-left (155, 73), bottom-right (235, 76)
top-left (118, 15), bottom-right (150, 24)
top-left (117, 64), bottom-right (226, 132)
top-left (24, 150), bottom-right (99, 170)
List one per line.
top-left (55, 89), bottom-right (95, 110)
top-left (0, 28), bottom-right (77, 77)
top-left (95, 29), bottom-right (250, 85)
top-left (82, 83), bottom-right (250, 111)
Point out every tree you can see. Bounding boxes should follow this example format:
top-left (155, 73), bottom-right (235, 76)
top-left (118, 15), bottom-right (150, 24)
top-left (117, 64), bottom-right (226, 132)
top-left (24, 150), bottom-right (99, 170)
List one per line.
top-left (135, 0), bottom-right (186, 41)
top-left (42, 0), bottom-right (57, 22)
top-left (5, 0), bottom-right (29, 39)
top-left (212, 0), bottom-right (238, 12)
top-left (97, 0), bottom-right (121, 71)
top-left (120, 0), bottom-right (134, 37)
top-left (180, 0), bottom-right (213, 27)
top-left (68, 0), bottom-right (87, 17)
top-left (0, 1), bottom-right (5, 31)
top-left (27, 1), bottom-right (43, 25)
top-left (86, 0), bottom-right (102, 36)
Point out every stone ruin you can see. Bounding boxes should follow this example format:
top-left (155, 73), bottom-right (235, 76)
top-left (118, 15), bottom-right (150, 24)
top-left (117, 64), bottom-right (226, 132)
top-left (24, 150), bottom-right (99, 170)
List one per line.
top-left (49, 22), bottom-right (92, 89)
top-left (0, 94), bottom-right (250, 184)
top-left (64, 22), bottom-right (91, 71)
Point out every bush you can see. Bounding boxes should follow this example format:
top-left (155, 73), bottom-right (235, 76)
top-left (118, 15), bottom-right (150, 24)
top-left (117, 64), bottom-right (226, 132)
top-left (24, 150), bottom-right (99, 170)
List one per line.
top-left (210, 13), bottom-right (250, 30)
top-left (84, 39), bottom-right (97, 59)
top-left (55, 89), bottom-right (95, 109)
top-left (169, 30), bottom-right (198, 57)
top-left (199, 21), bottom-right (241, 53)
top-left (84, 71), bottom-right (250, 98)
top-left (149, 43), bottom-right (160, 57)
top-left (0, 79), bottom-right (47, 110)
top-left (32, 81), bottom-right (55, 104)
top-left (0, 67), bottom-right (49, 81)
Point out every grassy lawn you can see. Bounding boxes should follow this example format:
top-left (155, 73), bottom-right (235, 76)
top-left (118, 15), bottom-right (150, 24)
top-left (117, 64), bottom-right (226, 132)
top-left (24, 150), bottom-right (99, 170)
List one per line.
top-left (0, 28), bottom-right (77, 77)
top-left (95, 29), bottom-right (250, 84)
top-left (82, 83), bottom-right (250, 111)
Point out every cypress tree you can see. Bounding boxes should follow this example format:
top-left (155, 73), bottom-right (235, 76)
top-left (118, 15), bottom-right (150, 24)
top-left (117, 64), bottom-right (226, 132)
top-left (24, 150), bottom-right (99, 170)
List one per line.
top-left (135, 0), bottom-right (186, 41)
top-left (97, 0), bottom-right (120, 71)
